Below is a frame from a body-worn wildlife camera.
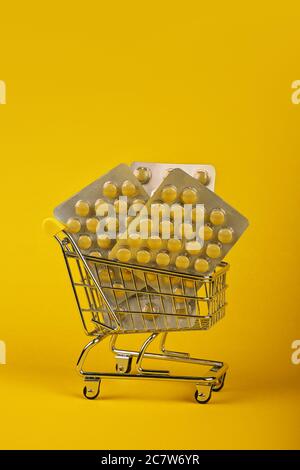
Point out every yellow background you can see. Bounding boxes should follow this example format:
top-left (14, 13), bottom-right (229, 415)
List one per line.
top-left (0, 1), bottom-right (300, 450)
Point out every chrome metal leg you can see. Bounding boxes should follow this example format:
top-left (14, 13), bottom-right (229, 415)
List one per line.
top-left (160, 332), bottom-right (190, 358)
top-left (135, 333), bottom-right (169, 375)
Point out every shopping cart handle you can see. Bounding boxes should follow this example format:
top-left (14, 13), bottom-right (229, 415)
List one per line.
top-left (42, 217), bottom-right (66, 237)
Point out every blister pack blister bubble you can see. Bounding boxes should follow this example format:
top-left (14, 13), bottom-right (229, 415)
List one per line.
top-left (131, 162), bottom-right (216, 195)
top-left (54, 164), bottom-right (148, 258)
top-left (109, 168), bottom-right (249, 277)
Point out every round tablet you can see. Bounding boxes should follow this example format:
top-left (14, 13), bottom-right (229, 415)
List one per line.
top-left (136, 249), bottom-right (151, 264)
top-left (175, 255), bottom-right (190, 270)
top-left (113, 282), bottom-right (125, 298)
top-left (127, 233), bottom-right (142, 248)
top-left (203, 224), bottom-right (214, 241)
top-left (129, 199), bottom-right (145, 214)
top-left (161, 185), bottom-right (178, 203)
top-left (75, 200), bottom-right (90, 217)
top-left (184, 279), bottom-right (195, 289)
top-left (78, 235), bottom-right (92, 250)
top-left (185, 240), bottom-right (202, 255)
top-left (103, 181), bottom-right (118, 199)
top-left (210, 208), bottom-right (225, 225)
top-left (121, 269), bottom-right (132, 281)
top-left (178, 223), bottom-right (194, 240)
top-left (133, 167), bottom-right (151, 184)
top-left (121, 180), bottom-right (137, 197)
top-left (147, 237), bottom-right (162, 250)
top-left (97, 234), bottom-right (111, 249)
top-left (95, 199), bottom-right (109, 217)
top-left (194, 258), bottom-right (209, 273)
top-left (170, 204), bottom-right (183, 221)
top-left (191, 206), bottom-right (205, 223)
top-left (146, 273), bottom-right (157, 283)
top-left (173, 287), bottom-right (184, 303)
top-left (139, 218), bottom-right (153, 236)
top-left (98, 268), bottom-right (114, 283)
top-left (116, 248), bottom-right (131, 262)
top-left (66, 218), bottom-right (81, 233)
top-left (218, 227), bottom-right (233, 244)
top-left (152, 202), bottom-right (169, 219)
top-left (181, 187), bottom-right (198, 204)
top-left (89, 250), bottom-right (101, 258)
top-left (159, 220), bottom-right (174, 237)
top-left (156, 252), bottom-right (170, 267)
top-left (167, 238), bottom-right (182, 252)
top-left (194, 169), bottom-right (210, 186)
top-left (86, 217), bottom-right (99, 233)
top-left (105, 217), bottom-right (119, 232)
top-left (114, 199), bottom-right (127, 214)
top-left (206, 243), bottom-right (222, 259)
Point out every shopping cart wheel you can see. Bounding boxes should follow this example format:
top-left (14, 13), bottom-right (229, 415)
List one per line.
top-left (194, 386), bottom-right (212, 404)
top-left (212, 373), bottom-right (226, 392)
top-left (83, 379), bottom-right (101, 400)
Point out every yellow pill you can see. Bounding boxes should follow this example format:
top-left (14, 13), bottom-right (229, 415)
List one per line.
top-left (133, 167), bottom-right (151, 184)
top-left (173, 287), bottom-right (184, 303)
top-left (218, 227), bottom-right (233, 244)
top-left (105, 217), bottom-right (119, 232)
top-left (159, 220), bottom-right (174, 237)
top-left (167, 238), bottom-right (182, 252)
top-left (114, 199), bottom-right (127, 214)
top-left (136, 249), bottom-right (151, 264)
top-left (147, 237), bottom-right (163, 250)
top-left (121, 180), bottom-right (137, 197)
top-left (127, 233), bottom-right (142, 248)
top-left (113, 282), bottom-right (125, 298)
top-left (97, 234), bottom-right (111, 249)
top-left (206, 243), bottom-right (222, 259)
top-left (194, 169), bottom-right (210, 186)
top-left (161, 185), bottom-right (178, 203)
top-left (170, 204), bottom-right (183, 221)
top-left (192, 206), bottom-right (205, 223)
top-left (77, 235), bottom-right (92, 250)
top-left (129, 199), bottom-right (145, 214)
top-left (86, 217), bottom-right (99, 233)
top-left (75, 200), bottom-right (90, 217)
top-left (184, 279), bottom-right (195, 289)
top-left (194, 258), bottom-right (210, 273)
top-left (146, 273), bottom-right (157, 283)
top-left (95, 199), bottom-right (110, 217)
top-left (181, 187), bottom-right (198, 204)
top-left (138, 218), bottom-right (153, 236)
top-left (116, 248), bottom-right (131, 262)
top-left (178, 223), bottom-right (194, 239)
top-left (152, 203), bottom-right (169, 219)
top-left (66, 218), bottom-right (81, 233)
top-left (98, 268), bottom-right (114, 283)
top-left (89, 251), bottom-right (101, 258)
top-left (156, 252), bottom-right (170, 267)
top-left (203, 224), bottom-right (214, 241)
top-left (185, 241), bottom-right (202, 255)
top-left (210, 208), bottom-right (225, 225)
top-left (103, 181), bottom-right (118, 199)
top-left (121, 269), bottom-right (133, 282)
top-left (175, 255), bottom-right (190, 270)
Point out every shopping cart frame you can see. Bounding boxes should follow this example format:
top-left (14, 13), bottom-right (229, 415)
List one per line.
top-left (45, 218), bottom-right (229, 403)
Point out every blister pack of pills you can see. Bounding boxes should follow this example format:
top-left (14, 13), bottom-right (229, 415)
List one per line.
top-left (54, 164), bottom-right (148, 258)
top-left (109, 168), bottom-right (249, 276)
top-left (131, 162), bottom-right (216, 195)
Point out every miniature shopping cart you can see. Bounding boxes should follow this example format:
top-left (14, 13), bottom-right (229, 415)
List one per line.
top-left (45, 218), bottom-right (229, 403)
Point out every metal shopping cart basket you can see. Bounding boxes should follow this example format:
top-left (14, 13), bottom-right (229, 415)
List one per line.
top-left (44, 218), bottom-right (229, 403)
